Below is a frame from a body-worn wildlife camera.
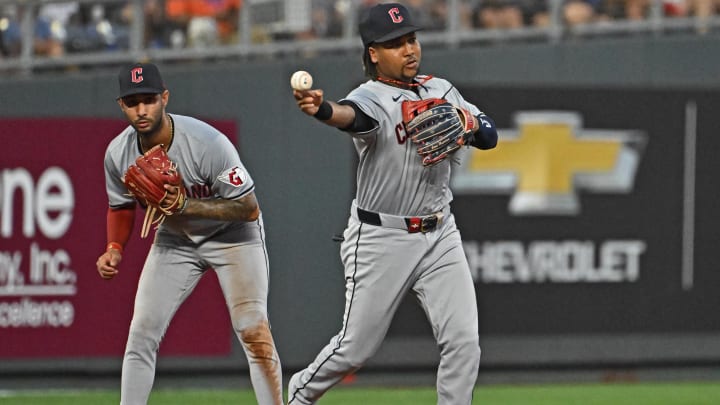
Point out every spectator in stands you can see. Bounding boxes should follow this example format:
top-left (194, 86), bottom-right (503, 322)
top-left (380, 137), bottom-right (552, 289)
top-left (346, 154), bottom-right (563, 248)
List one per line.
top-left (402, 0), bottom-right (434, 30)
top-left (617, 0), bottom-right (712, 21)
top-left (667, 0), bottom-right (719, 33)
top-left (662, 0), bottom-right (720, 22)
top-left (0, 4), bottom-right (64, 58)
top-left (62, 3), bottom-right (123, 53)
top-left (317, 0), bottom-right (346, 38)
top-left (522, 0), bottom-right (550, 26)
top-left (563, 0), bottom-right (596, 25)
top-left (620, 0), bottom-right (651, 19)
top-left (115, 0), bottom-right (167, 49)
top-left (309, 3), bottom-right (330, 39)
top-left (473, 0), bottom-right (551, 29)
top-left (34, 12), bottom-right (65, 57)
top-left (473, 0), bottom-right (525, 29)
top-left (39, 2), bottom-right (91, 57)
top-left (165, 0), bottom-right (242, 48)
top-left (296, 0), bottom-right (336, 41)
top-left (38, 1), bottom-right (77, 44)
top-left (663, 0), bottom-right (686, 16)
top-left (0, 5), bottom-right (21, 56)
top-left (563, 0), bottom-right (612, 26)
top-left (0, 13), bottom-right (9, 57)
top-left (427, 0), bottom-right (450, 31)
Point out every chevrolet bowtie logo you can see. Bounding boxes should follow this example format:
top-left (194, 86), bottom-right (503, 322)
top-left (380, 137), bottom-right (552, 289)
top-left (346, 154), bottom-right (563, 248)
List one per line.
top-left (452, 111), bottom-right (646, 215)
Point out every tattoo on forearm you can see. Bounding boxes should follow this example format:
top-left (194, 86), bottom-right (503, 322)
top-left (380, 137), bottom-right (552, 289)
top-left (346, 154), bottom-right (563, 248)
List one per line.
top-left (183, 198), bottom-right (258, 222)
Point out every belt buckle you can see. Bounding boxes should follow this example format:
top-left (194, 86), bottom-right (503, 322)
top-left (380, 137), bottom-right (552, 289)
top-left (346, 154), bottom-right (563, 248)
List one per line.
top-left (420, 215), bottom-right (438, 233)
top-left (407, 213), bottom-right (442, 233)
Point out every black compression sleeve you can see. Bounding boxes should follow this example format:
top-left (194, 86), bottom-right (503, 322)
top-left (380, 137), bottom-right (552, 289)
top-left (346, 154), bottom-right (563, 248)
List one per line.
top-left (468, 113), bottom-right (498, 150)
top-left (337, 100), bottom-right (377, 132)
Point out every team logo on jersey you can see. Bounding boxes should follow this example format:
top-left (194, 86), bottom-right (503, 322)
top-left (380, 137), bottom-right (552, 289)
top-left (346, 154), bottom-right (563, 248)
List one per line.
top-left (451, 111), bottom-right (646, 215)
top-left (218, 166), bottom-right (247, 187)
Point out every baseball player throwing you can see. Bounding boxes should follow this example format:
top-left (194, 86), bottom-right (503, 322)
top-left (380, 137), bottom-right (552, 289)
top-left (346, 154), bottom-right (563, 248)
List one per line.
top-left (95, 62), bottom-right (284, 405)
top-left (288, 3), bottom-right (498, 405)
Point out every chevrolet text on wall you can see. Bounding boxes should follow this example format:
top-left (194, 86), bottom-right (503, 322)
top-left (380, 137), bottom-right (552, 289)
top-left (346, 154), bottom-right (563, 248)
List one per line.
top-left (453, 111), bottom-right (648, 284)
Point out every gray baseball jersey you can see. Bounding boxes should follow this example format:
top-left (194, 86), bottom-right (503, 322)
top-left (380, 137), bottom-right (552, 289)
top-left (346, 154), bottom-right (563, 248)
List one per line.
top-left (288, 76), bottom-right (481, 405)
top-left (105, 114), bottom-right (256, 243)
top-left (342, 76), bottom-right (480, 216)
top-left (104, 114), bottom-right (283, 405)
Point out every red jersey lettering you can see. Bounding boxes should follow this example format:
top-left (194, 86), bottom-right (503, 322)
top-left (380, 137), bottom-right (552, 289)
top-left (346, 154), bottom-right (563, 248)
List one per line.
top-left (395, 123), bottom-right (408, 144)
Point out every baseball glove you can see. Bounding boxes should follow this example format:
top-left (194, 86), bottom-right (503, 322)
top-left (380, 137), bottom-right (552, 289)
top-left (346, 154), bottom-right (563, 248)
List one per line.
top-left (123, 144), bottom-right (186, 238)
top-left (402, 98), bottom-right (476, 166)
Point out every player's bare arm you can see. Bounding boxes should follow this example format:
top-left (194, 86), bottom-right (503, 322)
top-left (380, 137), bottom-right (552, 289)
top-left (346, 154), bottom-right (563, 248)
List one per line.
top-left (180, 191), bottom-right (260, 222)
top-left (293, 89), bottom-right (356, 129)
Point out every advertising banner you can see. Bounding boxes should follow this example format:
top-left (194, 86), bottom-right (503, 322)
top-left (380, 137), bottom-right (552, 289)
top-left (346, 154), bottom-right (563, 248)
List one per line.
top-left (389, 87), bottom-right (720, 338)
top-left (0, 118), bottom-right (237, 358)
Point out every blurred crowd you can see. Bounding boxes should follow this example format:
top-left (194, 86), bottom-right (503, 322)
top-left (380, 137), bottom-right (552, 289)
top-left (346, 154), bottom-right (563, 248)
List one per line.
top-left (0, 0), bottom-right (242, 58)
top-left (1, 0), bottom-right (718, 59)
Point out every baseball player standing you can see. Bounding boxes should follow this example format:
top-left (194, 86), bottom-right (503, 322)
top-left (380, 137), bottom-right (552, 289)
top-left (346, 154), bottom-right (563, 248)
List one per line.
top-left (288, 3), bottom-right (498, 405)
top-left (95, 62), bottom-right (284, 405)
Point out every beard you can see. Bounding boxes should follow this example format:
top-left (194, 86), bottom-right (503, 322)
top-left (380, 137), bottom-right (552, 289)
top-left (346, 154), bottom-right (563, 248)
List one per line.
top-left (133, 113), bottom-right (163, 136)
top-left (401, 60), bottom-right (420, 81)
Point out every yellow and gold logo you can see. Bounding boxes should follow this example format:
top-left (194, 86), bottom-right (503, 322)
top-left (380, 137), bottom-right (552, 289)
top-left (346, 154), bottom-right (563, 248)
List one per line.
top-left (452, 111), bottom-right (646, 215)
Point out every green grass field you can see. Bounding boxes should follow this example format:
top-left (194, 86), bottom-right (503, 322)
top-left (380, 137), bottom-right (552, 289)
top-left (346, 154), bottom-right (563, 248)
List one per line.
top-left (2, 382), bottom-right (720, 404)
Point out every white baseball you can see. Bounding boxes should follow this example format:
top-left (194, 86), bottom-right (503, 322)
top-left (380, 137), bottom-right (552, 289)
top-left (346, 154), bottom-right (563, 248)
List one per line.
top-left (290, 70), bottom-right (313, 91)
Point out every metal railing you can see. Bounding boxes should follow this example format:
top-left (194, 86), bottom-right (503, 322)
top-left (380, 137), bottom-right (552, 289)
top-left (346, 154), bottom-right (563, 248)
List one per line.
top-left (0, 0), bottom-right (719, 75)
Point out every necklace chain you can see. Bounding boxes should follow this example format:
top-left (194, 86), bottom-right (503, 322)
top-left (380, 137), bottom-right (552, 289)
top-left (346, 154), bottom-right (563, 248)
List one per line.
top-left (376, 75), bottom-right (433, 88)
top-left (168, 114), bottom-right (174, 144)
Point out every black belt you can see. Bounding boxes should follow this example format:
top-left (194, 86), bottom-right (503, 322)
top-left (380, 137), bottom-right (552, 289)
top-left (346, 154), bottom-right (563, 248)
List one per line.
top-left (356, 208), bottom-right (442, 233)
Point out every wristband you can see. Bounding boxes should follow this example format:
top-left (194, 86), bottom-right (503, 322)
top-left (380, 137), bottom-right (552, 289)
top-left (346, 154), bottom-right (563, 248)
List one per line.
top-left (313, 101), bottom-right (333, 121)
top-left (106, 242), bottom-right (123, 253)
top-left (177, 196), bottom-right (189, 215)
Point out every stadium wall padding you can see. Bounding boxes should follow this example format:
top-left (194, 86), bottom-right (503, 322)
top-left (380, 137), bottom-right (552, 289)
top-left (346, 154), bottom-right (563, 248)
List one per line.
top-left (1, 33), bottom-right (719, 374)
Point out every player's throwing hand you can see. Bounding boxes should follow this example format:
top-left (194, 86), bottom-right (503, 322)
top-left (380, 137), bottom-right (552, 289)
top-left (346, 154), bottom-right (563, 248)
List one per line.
top-left (293, 88), bottom-right (324, 117)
